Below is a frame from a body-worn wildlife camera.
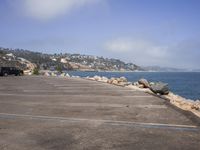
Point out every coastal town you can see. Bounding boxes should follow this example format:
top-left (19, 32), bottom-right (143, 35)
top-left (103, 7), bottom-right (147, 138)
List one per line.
top-left (0, 47), bottom-right (143, 74)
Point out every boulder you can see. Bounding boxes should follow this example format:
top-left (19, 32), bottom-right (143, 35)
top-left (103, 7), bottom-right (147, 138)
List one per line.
top-left (110, 77), bottom-right (116, 81)
top-left (44, 72), bottom-right (51, 76)
top-left (118, 77), bottom-right (127, 82)
top-left (94, 75), bottom-right (101, 81)
top-left (191, 104), bottom-right (199, 110)
top-left (108, 77), bottom-right (116, 84)
top-left (138, 84), bottom-right (145, 88)
top-left (107, 79), bottom-right (112, 84)
top-left (102, 76), bottom-right (108, 80)
top-left (116, 78), bottom-right (121, 82)
top-left (138, 78), bottom-right (150, 88)
top-left (72, 75), bottom-right (80, 78)
top-left (150, 82), bottom-right (155, 86)
top-left (133, 82), bottom-right (139, 86)
top-left (51, 72), bottom-right (56, 76)
top-left (150, 82), bottom-right (169, 95)
top-left (65, 73), bottom-right (70, 77)
top-left (101, 76), bottom-right (108, 82)
top-left (112, 79), bottom-right (119, 85)
top-left (117, 82), bottom-right (131, 87)
top-left (60, 73), bottom-right (65, 77)
top-left (125, 82), bottom-right (132, 86)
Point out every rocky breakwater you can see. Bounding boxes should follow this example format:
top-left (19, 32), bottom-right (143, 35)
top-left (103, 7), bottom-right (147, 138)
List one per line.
top-left (133, 78), bottom-right (200, 117)
top-left (85, 76), bottom-right (132, 86)
top-left (43, 71), bottom-right (71, 78)
top-left (41, 73), bottom-right (200, 118)
top-left (86, 76), bottom-right (200, 118)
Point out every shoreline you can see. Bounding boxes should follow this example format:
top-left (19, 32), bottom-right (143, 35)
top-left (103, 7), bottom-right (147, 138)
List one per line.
top-left (40, 69), bottom-right (200, 73)
top-left (42, 72), bottom-right (200, 118)
top-left (41, 70), bottom-right (200, 100)
top-left (85, 75), bottom-right (200, 118)
top-left (64, 70), bottom-right (200, 73)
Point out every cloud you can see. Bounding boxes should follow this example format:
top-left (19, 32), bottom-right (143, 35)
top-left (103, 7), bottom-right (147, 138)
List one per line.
top-left (168, 39), bottom-right (200, 69)
top-left (104, 38), bottom-right (168, 58)
top-left (103, 37), bottom-right (173, 67)
top-left (105, 38), bottom-right (135, 52)
top-left (10, 0), bottom-right (99, 21)
top-left (104, 37), bottom-right (200, 69)
top-left (12, 37), bottom-right (81, 53)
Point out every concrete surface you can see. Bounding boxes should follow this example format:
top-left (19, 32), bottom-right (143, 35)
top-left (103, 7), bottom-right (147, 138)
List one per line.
top-left (0, 76), bottom-right (200, 150)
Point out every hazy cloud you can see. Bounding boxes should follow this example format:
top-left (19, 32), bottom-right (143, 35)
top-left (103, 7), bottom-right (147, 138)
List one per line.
top-left (10, 0), bottom-right (100, 21)
top-left (104, 37), bottom-right (200, 69)
top-left (12, 37), bottom-right (82, 53)
top-left (105, 38), bottom-right (134, 52)
top-left (168, 39), bottom-right (200, 69)
top-left (104, 37), bottom-right (168, 58)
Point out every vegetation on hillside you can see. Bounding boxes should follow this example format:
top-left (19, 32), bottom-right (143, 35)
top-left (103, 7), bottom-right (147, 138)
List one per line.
top-left (0, 47), bottom-right (144, 71)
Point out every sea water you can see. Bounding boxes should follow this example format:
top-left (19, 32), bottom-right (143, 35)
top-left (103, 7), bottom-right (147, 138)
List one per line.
top-left (65, 71), bottom-right (200, 101)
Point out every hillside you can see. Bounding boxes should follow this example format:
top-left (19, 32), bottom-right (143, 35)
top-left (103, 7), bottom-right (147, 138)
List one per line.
top-left (0, 47), bottom-right (144, 72)
top-left (143, 66), bottom-right (188, 72)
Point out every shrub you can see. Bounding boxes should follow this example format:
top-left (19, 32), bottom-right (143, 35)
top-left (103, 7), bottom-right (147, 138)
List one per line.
top-left (33, 68), bottom-right (39, 75)
top-left (56, 65), bottom-right (62, 73)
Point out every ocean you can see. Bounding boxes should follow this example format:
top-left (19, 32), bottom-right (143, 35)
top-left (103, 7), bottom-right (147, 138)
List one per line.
top-left (65, 71), bottom-right (200, 101)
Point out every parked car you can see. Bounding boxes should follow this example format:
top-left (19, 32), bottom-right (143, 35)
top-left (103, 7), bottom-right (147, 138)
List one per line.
top-left (0, 67), bottom-right (23, 76)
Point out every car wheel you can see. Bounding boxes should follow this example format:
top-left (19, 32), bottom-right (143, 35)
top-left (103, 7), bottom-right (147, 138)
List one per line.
top-left (3, 73), bottom-right (8, 76)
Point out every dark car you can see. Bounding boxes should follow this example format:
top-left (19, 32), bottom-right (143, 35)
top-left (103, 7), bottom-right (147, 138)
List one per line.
top-left (0, 67), bottom-right (23, 76)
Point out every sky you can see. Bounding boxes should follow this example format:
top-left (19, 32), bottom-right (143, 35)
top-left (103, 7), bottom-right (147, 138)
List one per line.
top-left (0, 0), bottom-right (200, 69)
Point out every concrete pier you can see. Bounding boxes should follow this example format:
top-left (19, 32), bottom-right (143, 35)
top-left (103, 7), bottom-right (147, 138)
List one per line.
top-left (0, 76), bottom-right (200, 150)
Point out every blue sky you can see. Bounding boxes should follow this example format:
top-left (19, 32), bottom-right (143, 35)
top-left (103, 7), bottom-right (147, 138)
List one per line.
top-left (0, 0), bottom-right (200, 69)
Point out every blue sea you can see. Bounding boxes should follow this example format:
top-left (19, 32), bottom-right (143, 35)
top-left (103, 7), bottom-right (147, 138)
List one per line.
top-left (65, 71), bottom-right (200, 101)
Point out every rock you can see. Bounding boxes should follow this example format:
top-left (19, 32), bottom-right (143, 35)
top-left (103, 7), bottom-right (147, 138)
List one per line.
top-left (133, 82), bottom-right (139, 86)
top-left (118, 77), bottom-right (127, 82)
top-left (87, 77), bottom-right (94, 80)
top-left (60, 73), bottom-right (70, 77)
top-left (102, 76), bottom-right (108, 80)
top-left (117, 82), bottom-right (130, 87)
top-left (116, 78), bottom-right (121, 82)
top-left (138, 84), bottom-right (145, 88)
top-left (51, 72), bottom-right (56, 77)
top-left (44, 72), bottom-right (51, 76)
top-left (112, 79), bottom-right (119, 85)
top-left (195, 100), bottom-right (200, 104)
top-left (72, 75), bottom-right (80, 78)
top-left (108, 77), bottom-right (116, 84)
top-left (125, 82), bottom-right (132, 86)
top-left (110, 77), bottom-right (116, 81)
top-left (150, 82), bottom-right (155, 86)
top-left (94, 75), bottom-right (101, 81)
top-left (150, 82), bottom-right (169, 95)
top-left (191, 104), bottom-right (199, 110)
top-left (138, 79), bottom-right (150, 88)
top-left (65, 73), bottom-right (70, 77)
top-left (60, 73), bottom-right (65, 77)
top-left (101, 76), bottom-right (108, 82)
top-left (107, 79), bottom-right (112, 84)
